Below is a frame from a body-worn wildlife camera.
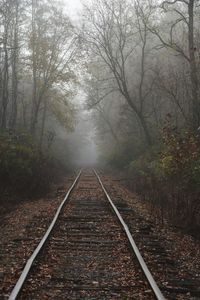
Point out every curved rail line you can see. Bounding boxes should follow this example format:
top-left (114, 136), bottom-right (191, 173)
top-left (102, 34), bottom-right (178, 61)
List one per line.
top-left (8, 169), bottom-right (165, 300)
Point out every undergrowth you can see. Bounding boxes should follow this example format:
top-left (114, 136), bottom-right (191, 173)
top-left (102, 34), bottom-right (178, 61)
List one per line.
top-left (0, 131), bottom-right (67, 200)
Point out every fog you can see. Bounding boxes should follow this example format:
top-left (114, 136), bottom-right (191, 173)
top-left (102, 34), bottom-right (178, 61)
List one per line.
top-left (63, 0), bottom-right (83, 20)
top-left (0, 0), bottom-right (198, 169)
top-left (67, 110), bottom-right (98, 167)
top-left (57, 0), bottom-right (99, 167)
top-left (0, 0), bottom-right (199, 235)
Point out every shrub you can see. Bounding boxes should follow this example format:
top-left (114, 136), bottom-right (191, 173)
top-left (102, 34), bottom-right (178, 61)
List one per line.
top-left (0, 132), bottom-right (53, 196)
top-left (159, 122), bottom-right (199, 185)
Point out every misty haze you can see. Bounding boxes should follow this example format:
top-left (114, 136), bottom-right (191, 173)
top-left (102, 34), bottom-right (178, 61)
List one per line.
top-left (0, 0), bottom-right (200, 299)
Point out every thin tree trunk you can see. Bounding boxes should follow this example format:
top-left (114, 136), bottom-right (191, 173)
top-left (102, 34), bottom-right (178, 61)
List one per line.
top-left (188, 0), bottom-right (200, 130)
top-left (30, 0), bottom-right (37, 135)
top-left (10, 0), bottom-right (19, 130)
top-left (1, 25), bottom-right (9, 129)
top-left (138, 112), bottom-right (152, 146)
top-left (39, 99), bottom-right (47, 149)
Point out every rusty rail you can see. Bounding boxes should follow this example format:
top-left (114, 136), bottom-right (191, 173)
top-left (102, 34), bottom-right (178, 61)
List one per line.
top-left (94, 169), bottom-right (166, 300)
top-left (9, 170), bottom-right (82, 300)
top-left (9, 169), bottom-right (165, 300)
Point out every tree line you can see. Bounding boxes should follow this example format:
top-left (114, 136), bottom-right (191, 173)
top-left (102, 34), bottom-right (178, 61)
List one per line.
top-left (0, 0), bottom-right (78, 145)
top-left (0, 0), bottom-right (80, 197)
top-left (82, 0), bottom-right (200, 235)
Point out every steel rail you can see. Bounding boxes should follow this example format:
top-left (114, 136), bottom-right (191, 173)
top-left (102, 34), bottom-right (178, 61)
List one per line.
top-left (8, 170), bottom-right (82, 300)
top-left (94, 169), bottom-right (166, 300)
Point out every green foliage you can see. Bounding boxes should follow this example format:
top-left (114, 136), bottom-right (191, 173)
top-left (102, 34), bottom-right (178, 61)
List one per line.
top-left (125, 121), bottom-right (200, 232)
top-left (106, 149), bottom-right (130, 169)
top-left (0, 132), bottom-right (54, 195)
top-left (129, 145), bottom-right (161, 177)
top-left (128, 122), bottom-right (200, 187)
top-left (106, 140), bottom-right (141, 169)
top-left (190, 157), bottom-right (200, 184)
top-left (159, 121), bottom-right (199, 184)
top-left (49, 89), bottom-right (75, 131)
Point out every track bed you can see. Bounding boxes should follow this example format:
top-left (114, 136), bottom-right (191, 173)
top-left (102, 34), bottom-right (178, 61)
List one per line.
top-left (12, 171), bottom-right (159, 299)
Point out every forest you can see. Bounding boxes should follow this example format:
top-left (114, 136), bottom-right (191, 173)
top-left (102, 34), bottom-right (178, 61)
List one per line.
top-left (0, 0), bottom-right (80, 196)
top-left (0, 0), bottom-right (200, 237)
top-left (1, 1), bottom-right (200, 299)
top-left (83, 0), bottom-right (200, 237)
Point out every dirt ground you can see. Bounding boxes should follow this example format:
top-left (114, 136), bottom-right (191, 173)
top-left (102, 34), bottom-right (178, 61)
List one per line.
top-left (0, 171), bottom-right (200, 299)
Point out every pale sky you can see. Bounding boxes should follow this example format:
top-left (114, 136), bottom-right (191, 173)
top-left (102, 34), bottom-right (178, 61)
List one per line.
top-left (62, 0), bottom-right (98, 165)
top-left (63, 0), bottom-right (83, 19)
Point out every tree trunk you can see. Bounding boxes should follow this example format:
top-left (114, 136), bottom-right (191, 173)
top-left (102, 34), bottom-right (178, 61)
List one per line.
top-left (30, 0), bottom-right (37, 135)
top-left (188, 0), bottom-right (199, 130)
top-left (138, 112), bottom-right (152, 146)
top-left (39, 99), bottom-right (47, 149)
top-left (1, 25), bottom-right (9, 129)
top-left (125, 91), bottom-right (152, 145)
top-left (9, 0), bottom-right (19, 130)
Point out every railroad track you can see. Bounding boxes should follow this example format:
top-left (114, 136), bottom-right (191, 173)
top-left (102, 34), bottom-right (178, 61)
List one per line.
top-left (8, 169), bottom-right (165, 300)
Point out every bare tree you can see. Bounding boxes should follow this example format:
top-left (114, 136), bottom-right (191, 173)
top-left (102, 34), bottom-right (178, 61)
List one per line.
top-left (29, 0), bottom-right (78, 136)
top-left (83, 0), bottom-right (154, 145)
top-left (148, 0), bottom-right (200, 129)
